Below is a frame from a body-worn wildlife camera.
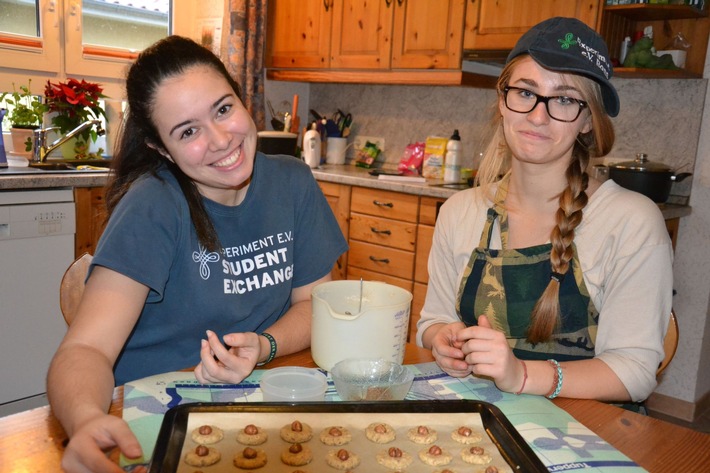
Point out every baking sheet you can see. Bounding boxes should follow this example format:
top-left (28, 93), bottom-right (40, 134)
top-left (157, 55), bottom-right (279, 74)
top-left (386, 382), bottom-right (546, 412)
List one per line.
top-left (149, 400), bottom-right (547, 472)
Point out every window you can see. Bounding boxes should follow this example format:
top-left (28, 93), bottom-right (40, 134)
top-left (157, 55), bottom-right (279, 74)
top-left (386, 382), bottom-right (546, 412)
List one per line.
top-left (65, 0), bottom-right (171, 78)
top-left (0, 1), bottom-right (174, 82)
top-left (0, 0), bottom-right (60, 72)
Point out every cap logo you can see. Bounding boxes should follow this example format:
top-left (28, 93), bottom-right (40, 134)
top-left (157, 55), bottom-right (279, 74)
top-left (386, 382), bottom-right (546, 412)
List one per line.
top-left (557, 31), bottom-right (611, 80)
top-left (558, 33), bottom-right (575, 49)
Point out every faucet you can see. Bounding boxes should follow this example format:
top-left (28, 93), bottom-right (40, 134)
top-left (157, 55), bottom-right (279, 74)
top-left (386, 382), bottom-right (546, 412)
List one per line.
top-left (32, 119), bottom-right (106, 163)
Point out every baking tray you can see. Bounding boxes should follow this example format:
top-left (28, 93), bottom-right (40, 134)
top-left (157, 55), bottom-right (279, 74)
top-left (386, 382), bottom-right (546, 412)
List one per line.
top-left (149, 400), bottom-right (547, 472)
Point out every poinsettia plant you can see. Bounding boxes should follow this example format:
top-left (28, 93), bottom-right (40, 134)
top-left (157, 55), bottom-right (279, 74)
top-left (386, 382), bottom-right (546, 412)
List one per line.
top-left (43, 78), bottom-right (107, 143)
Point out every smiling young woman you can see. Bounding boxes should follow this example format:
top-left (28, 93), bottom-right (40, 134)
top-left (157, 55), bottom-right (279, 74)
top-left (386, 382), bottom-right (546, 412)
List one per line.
top-left (46, 35), bottom-right (348, 473)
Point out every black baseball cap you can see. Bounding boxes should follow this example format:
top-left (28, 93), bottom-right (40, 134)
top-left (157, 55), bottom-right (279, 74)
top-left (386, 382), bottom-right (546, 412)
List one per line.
top-left (507, 17), bottom-right (620, 117)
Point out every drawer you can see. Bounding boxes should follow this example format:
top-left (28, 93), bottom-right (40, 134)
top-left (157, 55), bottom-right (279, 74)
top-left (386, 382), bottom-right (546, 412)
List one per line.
top-left (318, 181), bottom-right (344, 198)
top-left (414, 224), bottom-right (435, 284)
top-left (349, 213), bottom-right (416, 251)
top-left (351, 187), bottom-right (419, 223)
top-left (348, 240), bottom-right (415, 280)
top-left (347, 266), bottom-right (413, 294)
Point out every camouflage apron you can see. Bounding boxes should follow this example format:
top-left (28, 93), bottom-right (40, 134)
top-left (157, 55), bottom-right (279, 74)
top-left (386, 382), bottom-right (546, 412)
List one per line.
top-left (457, 182), bottom-right (599, 361)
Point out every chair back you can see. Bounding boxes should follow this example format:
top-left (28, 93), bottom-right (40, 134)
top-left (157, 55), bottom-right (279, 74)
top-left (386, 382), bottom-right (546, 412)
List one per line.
top-left (657, 310), bottom-right (679, 376)
top-left (59, 253), bottom-right (93, 325)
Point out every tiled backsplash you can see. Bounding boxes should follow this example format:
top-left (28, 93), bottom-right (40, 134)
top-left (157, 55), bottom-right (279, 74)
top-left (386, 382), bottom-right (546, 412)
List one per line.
top-left (309, 77), bottom-right (706, 203)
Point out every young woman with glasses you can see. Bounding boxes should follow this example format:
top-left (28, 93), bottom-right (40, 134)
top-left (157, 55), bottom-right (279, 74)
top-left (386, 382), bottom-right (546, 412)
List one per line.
top-left (417, 18), bottom-right (673, 406)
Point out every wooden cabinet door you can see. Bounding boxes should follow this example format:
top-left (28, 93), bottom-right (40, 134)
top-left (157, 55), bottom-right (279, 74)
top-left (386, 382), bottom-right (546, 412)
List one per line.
top-left (74, 187), bottom-right (107, 258)
top-left (464, 0), bottom-right (601, 51)
top-left (266, 0), bottom-right (333, 68)
top-left (318, 181), bottom-right (351, 280)
top-left (410, 281), bottom-right (427, 342)
top-left (391, 0), bottom-right (466, 69)
top-left (330, 0), bottom-right (395, 69)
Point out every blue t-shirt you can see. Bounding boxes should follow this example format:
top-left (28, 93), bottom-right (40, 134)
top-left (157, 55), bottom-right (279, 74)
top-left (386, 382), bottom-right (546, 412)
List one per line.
top-left (92, 153), bottom-right (348, 384)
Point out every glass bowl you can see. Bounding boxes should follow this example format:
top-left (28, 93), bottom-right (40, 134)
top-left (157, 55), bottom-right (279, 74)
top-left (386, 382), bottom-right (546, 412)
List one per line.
top-left (330, 358), bottom-right (414, 401)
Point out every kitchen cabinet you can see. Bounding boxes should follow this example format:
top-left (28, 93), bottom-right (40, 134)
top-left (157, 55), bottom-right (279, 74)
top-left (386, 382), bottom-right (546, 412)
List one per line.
top-left (346, 187), bottom-right (418, 292)
top-left (390, 0), bottom-right (466, 69)
top-left (265, 0), bottom-right (333, 69)
top-left (600, 4), bottom-right (709, 78)
top-left (318, 181), bottom-right (351, 280)
top-left (463, 0), bottom-right (601, 52)
top-left (345, 187), bottom-right (445, 342)
top-left (266, 0), bottom-right (473, 86)
top-left (74, 186), bottom-right (107, 258)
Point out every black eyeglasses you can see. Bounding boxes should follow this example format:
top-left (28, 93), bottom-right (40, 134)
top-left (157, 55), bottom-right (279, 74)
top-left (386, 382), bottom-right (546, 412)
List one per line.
top-left (503, 86), bottom-right (588, 123)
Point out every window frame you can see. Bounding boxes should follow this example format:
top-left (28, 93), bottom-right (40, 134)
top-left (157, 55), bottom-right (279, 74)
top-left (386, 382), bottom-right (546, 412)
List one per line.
top-left (0, 0), bottom-right (61, 73)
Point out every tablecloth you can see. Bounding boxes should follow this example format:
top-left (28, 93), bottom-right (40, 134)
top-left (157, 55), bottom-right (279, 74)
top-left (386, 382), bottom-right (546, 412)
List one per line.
top-left (122, 362), bottom-right (646, 472)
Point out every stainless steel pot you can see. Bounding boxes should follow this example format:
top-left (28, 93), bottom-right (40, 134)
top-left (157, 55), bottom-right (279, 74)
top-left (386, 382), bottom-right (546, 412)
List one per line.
top-left (607, 153), bottom-right (692, 203)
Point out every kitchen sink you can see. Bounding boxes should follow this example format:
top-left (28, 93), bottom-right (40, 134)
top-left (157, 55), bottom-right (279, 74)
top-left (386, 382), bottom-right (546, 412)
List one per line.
top-left (29, 158), bottom-right (111, 170)
top-left (29, 162), bottom-right (77, 171)
top-left (1, 159), bottom-right (111, 175)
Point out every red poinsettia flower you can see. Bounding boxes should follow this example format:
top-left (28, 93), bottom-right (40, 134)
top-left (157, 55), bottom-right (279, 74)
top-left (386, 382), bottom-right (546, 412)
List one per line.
top-left (43, 78), bottom-right (106, 141)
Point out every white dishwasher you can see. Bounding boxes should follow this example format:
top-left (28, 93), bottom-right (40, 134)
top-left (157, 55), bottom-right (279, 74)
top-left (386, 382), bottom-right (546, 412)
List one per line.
top-left (0, 188), bottom-right (76, 415)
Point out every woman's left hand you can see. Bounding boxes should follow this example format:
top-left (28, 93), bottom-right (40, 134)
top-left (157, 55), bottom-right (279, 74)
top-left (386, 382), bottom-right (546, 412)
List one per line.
top-left (458, 315), bottom-right (523, 393)
top-left (194, 330), bottom-right (261, 384)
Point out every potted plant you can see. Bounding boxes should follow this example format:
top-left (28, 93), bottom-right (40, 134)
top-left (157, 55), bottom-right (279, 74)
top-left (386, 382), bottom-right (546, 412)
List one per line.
top-left (0, 80), bottom-right (44, 154)
top-left (43, 78), bottom-right (107, 159)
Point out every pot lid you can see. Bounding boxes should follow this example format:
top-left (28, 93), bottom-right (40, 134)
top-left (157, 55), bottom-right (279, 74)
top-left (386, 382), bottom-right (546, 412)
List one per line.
top-left (609, 153), bottom-right (672, 173)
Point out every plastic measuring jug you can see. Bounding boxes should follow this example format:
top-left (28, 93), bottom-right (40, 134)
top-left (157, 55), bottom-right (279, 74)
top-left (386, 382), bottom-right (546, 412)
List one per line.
top-left (311, 280), bottom-right (412, 371)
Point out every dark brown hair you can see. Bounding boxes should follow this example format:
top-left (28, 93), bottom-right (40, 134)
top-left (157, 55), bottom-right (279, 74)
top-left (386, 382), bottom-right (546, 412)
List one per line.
top-left (105, 35), bottom-right (243, 251)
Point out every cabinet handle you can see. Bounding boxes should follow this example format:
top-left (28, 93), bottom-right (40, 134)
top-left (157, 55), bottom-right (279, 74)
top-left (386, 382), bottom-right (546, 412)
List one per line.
top-left (385, 0), bottom-right (392, 6)
top-left (372, 200), bottom-right (394, 208)
top-left (369, 256), bottom-right (390, 264)
top-left (397, 0), bottom-right (404, 6)
top-left (324, 0), bottom-right (333, 12)
top-left (370, 227), bottom-right (392, 235)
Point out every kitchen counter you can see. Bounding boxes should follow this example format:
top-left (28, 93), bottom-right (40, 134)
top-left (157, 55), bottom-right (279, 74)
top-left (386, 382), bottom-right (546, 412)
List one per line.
top-left (312, 164), bottom-right (692, 220)
top-left (0, 163), bottom-right (693, 220)
top-left (0, 168), bottom-right (109, 189)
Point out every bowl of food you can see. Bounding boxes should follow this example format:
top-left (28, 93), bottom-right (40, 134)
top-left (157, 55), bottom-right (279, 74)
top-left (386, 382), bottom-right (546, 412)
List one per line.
top-left (330, 358), bottom-right (414, 401)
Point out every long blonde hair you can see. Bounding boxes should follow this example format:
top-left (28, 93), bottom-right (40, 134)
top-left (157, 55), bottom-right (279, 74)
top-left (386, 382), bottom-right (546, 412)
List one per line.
top-left (476, 56), bottom-right (615, 344)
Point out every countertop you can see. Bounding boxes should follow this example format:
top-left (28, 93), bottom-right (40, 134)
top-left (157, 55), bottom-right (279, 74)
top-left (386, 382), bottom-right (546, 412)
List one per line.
top-left (0, 163), bottom-right (692, 220)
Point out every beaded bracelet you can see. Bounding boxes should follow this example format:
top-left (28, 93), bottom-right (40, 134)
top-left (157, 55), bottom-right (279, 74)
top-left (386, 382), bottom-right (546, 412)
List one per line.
top-left (546, 359), bottom-right (563, 399)
top-left (256, 332), bottom-right (277, 366)
top-left (515, 360), bottom-right (528, 395)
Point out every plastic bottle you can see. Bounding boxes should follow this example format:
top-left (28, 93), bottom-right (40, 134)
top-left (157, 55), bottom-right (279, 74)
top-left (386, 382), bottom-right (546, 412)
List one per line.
top-left (303, 122), bottom-right (321, 169)
top-left (443, 129), bottom-right (462, 183)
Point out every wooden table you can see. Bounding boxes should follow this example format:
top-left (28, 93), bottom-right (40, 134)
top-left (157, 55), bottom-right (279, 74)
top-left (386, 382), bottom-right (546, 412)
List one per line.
top-left (2, 344), bottom-right (709, 472)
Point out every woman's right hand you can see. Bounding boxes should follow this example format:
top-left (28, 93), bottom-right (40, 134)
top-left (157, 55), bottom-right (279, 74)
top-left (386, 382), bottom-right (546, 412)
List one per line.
top-left (61, 414), bottom-right (144, 473)
top-left (428, 321), bottom-right (472, 378)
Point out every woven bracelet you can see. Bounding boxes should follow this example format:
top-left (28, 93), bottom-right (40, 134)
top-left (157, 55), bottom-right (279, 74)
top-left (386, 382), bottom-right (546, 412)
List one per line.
top-left (256, 332), bottom-right (277, 366)
top-left (546, 359), bottom-right (563, 399)
top-left (515, 360), bottom-right (528, 395)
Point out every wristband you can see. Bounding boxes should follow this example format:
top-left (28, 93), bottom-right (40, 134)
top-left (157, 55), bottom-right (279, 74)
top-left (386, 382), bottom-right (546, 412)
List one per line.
top-left (256, 332), bottom-right (277, 366)
top-left (546, 359), bottom-right (563, 399)
top-left (515, 360), bottom-right (528, 395)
